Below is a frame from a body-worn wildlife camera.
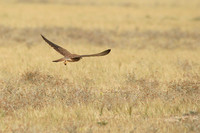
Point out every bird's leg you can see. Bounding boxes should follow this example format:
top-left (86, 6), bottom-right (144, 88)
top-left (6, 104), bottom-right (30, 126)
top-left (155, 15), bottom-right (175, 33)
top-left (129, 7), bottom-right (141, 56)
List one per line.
top-left (64, 61), bottom-right (67, 65)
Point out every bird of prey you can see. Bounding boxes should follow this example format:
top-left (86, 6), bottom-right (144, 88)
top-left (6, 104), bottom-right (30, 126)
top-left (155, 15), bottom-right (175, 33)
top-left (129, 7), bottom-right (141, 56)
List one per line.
top-left (41, 35), bottom-right (111, 65)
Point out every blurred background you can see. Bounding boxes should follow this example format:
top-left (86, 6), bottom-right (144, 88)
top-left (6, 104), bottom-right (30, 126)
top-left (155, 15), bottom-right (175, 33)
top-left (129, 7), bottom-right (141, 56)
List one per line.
top-left (0, 0), bottom-right (200, 49)
top-left (0, 0), bottom-right (200, 132)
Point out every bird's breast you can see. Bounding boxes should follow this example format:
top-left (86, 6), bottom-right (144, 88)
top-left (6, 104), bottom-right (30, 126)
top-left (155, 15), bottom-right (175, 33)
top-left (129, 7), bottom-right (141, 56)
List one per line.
top-left (66, 57), bottom-right (81, 62)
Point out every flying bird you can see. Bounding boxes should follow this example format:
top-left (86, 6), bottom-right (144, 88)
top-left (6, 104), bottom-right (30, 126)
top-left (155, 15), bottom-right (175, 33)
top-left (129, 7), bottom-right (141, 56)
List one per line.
top-left (41, 35), bottom-right (111, 65)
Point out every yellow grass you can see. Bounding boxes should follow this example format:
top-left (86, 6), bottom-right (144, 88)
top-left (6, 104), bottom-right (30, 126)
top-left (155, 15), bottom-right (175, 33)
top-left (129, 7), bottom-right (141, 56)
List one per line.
top-left (0, 0), bottom-right (200, 132)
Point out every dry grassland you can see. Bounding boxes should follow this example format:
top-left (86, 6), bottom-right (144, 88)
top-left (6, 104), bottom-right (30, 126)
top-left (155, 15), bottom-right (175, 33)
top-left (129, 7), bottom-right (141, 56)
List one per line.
top-left (0, 0), bottom-right (200, 132)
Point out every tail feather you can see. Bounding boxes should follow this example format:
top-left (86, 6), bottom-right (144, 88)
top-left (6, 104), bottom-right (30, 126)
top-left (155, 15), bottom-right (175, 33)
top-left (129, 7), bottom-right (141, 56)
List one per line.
top-left (53, 58), bottom-right (65, 62)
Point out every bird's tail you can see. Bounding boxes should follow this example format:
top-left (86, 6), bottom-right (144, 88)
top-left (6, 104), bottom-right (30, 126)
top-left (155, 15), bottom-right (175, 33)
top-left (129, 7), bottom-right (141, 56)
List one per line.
top-left (52, 58), bottom-right (65, 62)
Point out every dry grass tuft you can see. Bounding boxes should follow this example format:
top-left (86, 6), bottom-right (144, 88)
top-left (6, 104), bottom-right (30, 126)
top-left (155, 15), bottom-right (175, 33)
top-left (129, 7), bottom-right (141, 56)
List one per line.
top-left (169, 79), bottom-right (200, 97)
top-left (20, 69), bottom-right (68, 86)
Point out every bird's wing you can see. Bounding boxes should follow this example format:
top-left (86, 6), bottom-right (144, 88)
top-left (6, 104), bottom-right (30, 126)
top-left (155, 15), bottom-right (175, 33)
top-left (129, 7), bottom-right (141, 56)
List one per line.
top-left (41, 35), bottom-right (72, 57)
top-left (73, 49), bottom-right (111, 58)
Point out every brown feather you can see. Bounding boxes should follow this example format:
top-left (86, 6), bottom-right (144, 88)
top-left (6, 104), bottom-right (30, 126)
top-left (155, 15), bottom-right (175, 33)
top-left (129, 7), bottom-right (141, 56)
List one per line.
top-left (41, 35), bottom-right (72, 57)
top-left (52, 58), bottom-right (65, 62)
top-left (75, 49), bottom-right (111, 58)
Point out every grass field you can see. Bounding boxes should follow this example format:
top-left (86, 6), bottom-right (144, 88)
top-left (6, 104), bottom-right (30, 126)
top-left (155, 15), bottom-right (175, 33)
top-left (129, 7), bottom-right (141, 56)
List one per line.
top-left (0, 0), bottom-right (200, 132)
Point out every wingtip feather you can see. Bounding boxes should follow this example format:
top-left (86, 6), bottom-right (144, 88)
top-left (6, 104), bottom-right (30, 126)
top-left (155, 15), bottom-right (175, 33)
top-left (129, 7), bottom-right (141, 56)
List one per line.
top-left (105, 49), bottom-right (111, 54)
top-left (41, 34), bottom-right (45, 40)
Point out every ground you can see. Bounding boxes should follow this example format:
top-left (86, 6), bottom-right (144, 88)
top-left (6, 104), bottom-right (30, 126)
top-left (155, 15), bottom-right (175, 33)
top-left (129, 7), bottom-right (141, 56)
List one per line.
top-left (0, 0), bottom-right (200, 132)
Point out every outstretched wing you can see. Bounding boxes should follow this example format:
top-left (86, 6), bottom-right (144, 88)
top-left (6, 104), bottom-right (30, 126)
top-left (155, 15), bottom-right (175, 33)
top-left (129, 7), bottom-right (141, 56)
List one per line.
top-left (41, 35), bottom-right (72, 57)
top-left (74, 49), bottom-right (111, 58)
